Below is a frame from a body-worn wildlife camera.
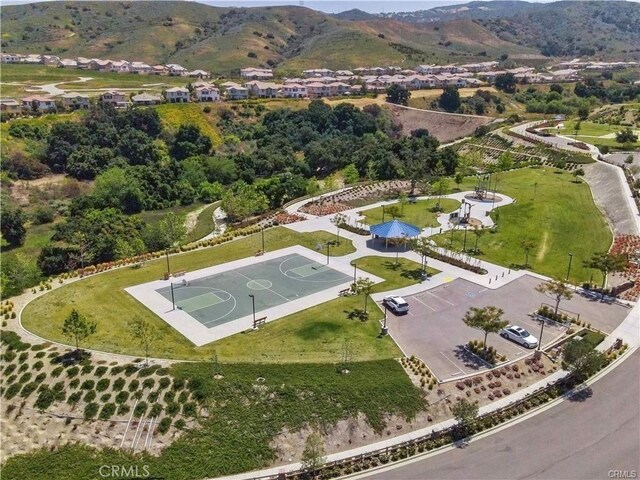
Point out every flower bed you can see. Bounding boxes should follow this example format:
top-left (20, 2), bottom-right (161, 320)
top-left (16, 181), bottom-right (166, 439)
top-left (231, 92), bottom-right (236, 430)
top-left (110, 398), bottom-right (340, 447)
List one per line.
top-left (424, 249), bottom-right (487, 275)
top-left (273, 212), bottom-right (306, 225)
top-left (300, 200), bottom-right (350, 216)
top-left (536, 305), bottom-right (573, 324)
top-left (466, 341), bottom-right (506, 365)
top-left (339, 223), bottom-right (369, 236)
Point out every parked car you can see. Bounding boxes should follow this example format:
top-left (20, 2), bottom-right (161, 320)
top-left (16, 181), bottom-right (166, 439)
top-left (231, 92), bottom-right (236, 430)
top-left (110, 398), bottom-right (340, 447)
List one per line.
top-left (500, 325), bottom-right (539, 349)
top-left (383, 295), bottom-right (409, 314)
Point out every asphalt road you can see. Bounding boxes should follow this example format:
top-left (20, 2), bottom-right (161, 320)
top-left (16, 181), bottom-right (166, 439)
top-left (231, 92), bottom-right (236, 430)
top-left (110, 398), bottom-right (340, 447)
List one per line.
top-left (362, 350), bottom-right (640, 480)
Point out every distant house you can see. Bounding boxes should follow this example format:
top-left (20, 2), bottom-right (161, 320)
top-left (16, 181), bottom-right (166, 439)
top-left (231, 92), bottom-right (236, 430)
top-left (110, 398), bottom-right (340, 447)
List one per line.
top-left (222, 83), bottom-right (249, 100)
top-left (335, 70), bottom-right (354, 77)
top-left (110, 60), bottom-right (131, 73)
top-left (306, 82), bottom-right (331, 98)
top-left (101, 90), bottom-right (128, 108)
top-left (23, 54), bottom-right (43, 64)
top-left (195, 85), bottom-right (220, 102)
top-left (91, 59), bottom-right (113, 72)
top-left (303, 68), bottom-right (334, 78)
top-left (281, 84), bottom-right (307, 98)
top-left (21, 95), bottom-right (57, 112)
top-left (240, 67), bottom-right (273, 80)
top-left (459, 61), bottom-right (499, 72)
top-left (60, 92), bottom-right (90, 110)
top-left (1, 53), bottom-right (22, 64)
top-left (42, 55), bottom-right (61, 66)
top-left (187, 69), bottom-right (211, 79)
top-left (76, 57), bottom-right (93, 69)
top-left (166, 64), bottom-right (188, 76)
top-left (550, 69), bottom-right (579, 81)
top-left (244, 81), bottom-right (280, 98)
top-left (165, 87), bottom-right (190, 103)
top-left (151, 65), bottom-right (167, 75)
top-left (130, 62), bottom-right (153, 75)
top-left (0, 98), bottom-right (22, 115)
top-left (327, 82), bottom-right (351, 96)
top-left (132, 93), bottom-right (163, 106)
top-left (58, 58), bottom-right (78, 68)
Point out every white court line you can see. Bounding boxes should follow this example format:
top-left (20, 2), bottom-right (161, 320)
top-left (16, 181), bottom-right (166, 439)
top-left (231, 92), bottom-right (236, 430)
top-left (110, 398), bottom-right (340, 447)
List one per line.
top-left (439, 351), bottom-right (464, 375)
top-left (234, 270), bottom-right (290, 302)
top-left (412, 296), bottom-right (436, 312)
top-left (425, 291), bottom-right (455, 305)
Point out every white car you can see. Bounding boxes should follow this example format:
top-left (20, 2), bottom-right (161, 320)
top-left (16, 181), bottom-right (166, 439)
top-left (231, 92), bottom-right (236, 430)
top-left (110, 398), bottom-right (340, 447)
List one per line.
top-left (500, 325), bottom-right (539, 349)
top-left (383, 295), bottom-right (409, 314)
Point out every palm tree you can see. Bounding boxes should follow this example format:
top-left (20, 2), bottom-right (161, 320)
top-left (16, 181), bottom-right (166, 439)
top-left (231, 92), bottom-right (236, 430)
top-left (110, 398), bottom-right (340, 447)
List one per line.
top-left (462, 306), bottom-right (508, 352)
top-left (519, 239), bottom-right (536, 268)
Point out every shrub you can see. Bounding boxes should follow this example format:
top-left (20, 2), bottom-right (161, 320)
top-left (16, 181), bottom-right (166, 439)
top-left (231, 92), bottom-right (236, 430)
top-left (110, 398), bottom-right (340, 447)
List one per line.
top-left (111, 366), bottom-right (125, 375)
top-left (33, 360), bottom-right (44, 371)
top-left (18, 352), bottom-right (28, 362)
top-left (182, 402), bottom-right (197, 417)
top-left (3, 364), bottom-right (16, 376)
top-left (34, 373), bottom-right (47, 383)
top-left (178, 391), bottom-right (189, 403)
top-left (80, 380), bottom-right (95, 390)
top-left (115, 391), bottom-right (129, 404)
top-left (148, 391), bottom-right (159, 403)
top-left (149, 403), bottom-right (162, 417)
top-left (100, 393), bottom-right (111, 402)
top-left (142, 378), bottom-right (155, 390)
top-left (174, 418), bottom-right (186, 429)
top-left (96, 379), bottom-right (110, 392)
top-left (81, 364), bottom-right (94, 375)
top-left (84, 390), bottom-right (96, 402)
top-left (69, 378), bottom-right (80, 389)
top-left (134, 401), bottom-right (148, 417)
top-left (164, 391), bottom-right (175, 403)
top-left (128, 379), bottom-right (140, 392)
top-left (21, 382), bottom-right (38, 397)
top-left (18, 372), bottom-right (32, 384)
top-left (113, 378), bottom-right (125, 391)
top-left (157, 417), bottom-right (171, 434)
top-left (84, 402), bottom-right (99, 419)
top-left (172, 378), bottom-right (185, 390)
top-left (51, 366), bottom-right (64, 378)
top-left (99, 403), bottom-right (116, 420)
top-left (95, 366), bottom-right (108, 377)
top-left (4, 384), bottom-right (21, 400)
top-left (117, 404), bottom-right (130, 416)
top-left (67, 391), bottom-right (82, 405)
top-left (165, 402), bottom-right (179, 416)
top-left (158, 377), bottom-right (171, 390)
top-left (66, 366), bottom-right (79, 378)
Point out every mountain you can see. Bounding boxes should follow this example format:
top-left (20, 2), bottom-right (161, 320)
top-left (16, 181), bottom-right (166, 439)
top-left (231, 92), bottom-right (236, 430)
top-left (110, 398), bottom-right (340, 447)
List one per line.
top-left (333, 9), bottom-right (377, 21)
top-left (373, 1), bottom-right (544, 22)
top-left (0, 1), bottom-right (541, 73)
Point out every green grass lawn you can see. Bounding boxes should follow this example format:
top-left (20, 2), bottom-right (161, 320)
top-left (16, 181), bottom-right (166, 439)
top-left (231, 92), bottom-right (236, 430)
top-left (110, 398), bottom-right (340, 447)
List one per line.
top-left (355, 256), bottom-right (440, 289)
top-left (553, 119), bottom-right (640, 148)
top-left (22, 227), bottom-right (403, 363)
top-left (429, 167), bottom-right (612, 283)
top-left (186, 202), bottom-right (220, 242)
top-left (361, 198), bottom-right (461, 228)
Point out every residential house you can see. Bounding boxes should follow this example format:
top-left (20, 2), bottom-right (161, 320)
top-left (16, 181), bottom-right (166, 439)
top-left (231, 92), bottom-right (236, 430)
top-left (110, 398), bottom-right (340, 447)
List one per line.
top-left (110, 61), bottom-right (131, 73)
top-left (281, 84), bottom-right (307, 98)
top-left (328, 82), bottom-right (351, 96)
top-left (23, 54), bottom-right (43, 64)
top-left (165, 87), bottom-right (190, 103)
top-left (0, 98), bottom-right (22, 115)
top-left (101, 90), bottom-right (128, 108)
top-left (1, 53), bottom-right (22, 64)
top-left (130, 62), bottom-right (153, 75)
top-left (240, 67), bottom-right (273, 80)
top-left (21, 95), bottom-right (57, 112)
top-left (549, 69), bottom-right (579, 81)
top-left (187, 70), bottom-right (211, 79)
top-left (90, 59), bottom-right (113, 72)
top-left (195, 85), bottom-right (220, 102)
top-left (166, 64), bottom-right (188, 76)
top-left (76, 57), bottom-right (93, 69)
top-left (224, 84), bottom-right (249, 100)
top-left (303, 68), bottom-right (334, 78)
top-left (42, 55), bottom-right (61, 66)
top-left (306, 82), bottom-right (331, 98)
top-left (335, 70), bottom-right (354, 77)
top-left (244, 81), bottom-right (280, 98)
top-left (416, 64), bottom-right (436, 74)
top-left (152, 65), bottom-right (167, 75)
top-left (459, 61), bottom-right (499, 72)
top-left (60, 92), bottom-right (91, 110)
top-left (58, 58), bottom-right (78, 68)
top-left (132, 93), bottom-right (163, 106)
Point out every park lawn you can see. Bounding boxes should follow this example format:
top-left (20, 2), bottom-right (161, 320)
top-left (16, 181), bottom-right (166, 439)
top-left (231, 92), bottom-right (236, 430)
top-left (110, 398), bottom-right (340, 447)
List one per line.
top-left (361, 198), bottom-right (461, 228)
top-left (429, 167), bottom-right (612, 283)
top-left (21, 227), bottom-right (396, 363)
top-left (554, 119), bottom-right (640, 148)
top-left (155, 103), bottom-right (222, 146)
top-left (355, 256), bottom-right (440, 290)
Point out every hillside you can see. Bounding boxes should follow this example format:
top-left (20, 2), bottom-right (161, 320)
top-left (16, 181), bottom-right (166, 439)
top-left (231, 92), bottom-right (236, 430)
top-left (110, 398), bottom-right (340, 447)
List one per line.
top-left (1, 1), bottom-right (540, 73)
top-left (367, 1), bottom-right (544, 22)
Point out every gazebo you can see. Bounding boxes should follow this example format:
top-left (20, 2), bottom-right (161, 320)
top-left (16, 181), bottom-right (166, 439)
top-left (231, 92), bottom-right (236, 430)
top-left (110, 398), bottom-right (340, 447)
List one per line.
top-left (369, 219), bottom-right (421, 249)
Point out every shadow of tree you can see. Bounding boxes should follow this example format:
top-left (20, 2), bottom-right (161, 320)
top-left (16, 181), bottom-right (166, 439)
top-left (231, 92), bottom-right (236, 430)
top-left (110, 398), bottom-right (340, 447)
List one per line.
top-left (567, 386), bottom-right (593, 403)
top-left (346, 308), bottom-right (369, 322)
top-left (295, 321), bottom-right (344, 340)
top-left (452, 345), bottom-right (487, 371)
top-left (52, 349), bottom-right (90, 366)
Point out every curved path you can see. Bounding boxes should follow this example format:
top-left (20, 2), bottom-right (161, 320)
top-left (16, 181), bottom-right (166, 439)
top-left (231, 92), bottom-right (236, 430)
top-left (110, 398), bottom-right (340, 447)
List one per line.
top-left (358, 349), bottom-right (640, 480)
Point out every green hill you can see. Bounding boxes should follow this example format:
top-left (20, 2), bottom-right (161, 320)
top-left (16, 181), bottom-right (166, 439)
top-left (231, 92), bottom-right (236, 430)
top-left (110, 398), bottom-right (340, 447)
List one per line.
top-left (0, 1), bottom-right (541, 74)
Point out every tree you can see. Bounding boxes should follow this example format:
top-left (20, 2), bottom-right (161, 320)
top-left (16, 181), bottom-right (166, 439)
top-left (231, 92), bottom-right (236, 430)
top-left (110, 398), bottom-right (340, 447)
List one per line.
top-left (573, 120), bottom-right (581, 140)
top-left (1, 205), bottom-right (27, 248)
top-left (472, 227), bottom-right (485, 253)
top-left (301, 432), bottom-right (326, 476)
top-left (535, 279), bottom-right (573, 315)
top-left (438, 86), bottom-right (461, 112)
top-left (496, 152), bottom-right (514, 171)
top-left (562, 338), bottom-right (605, 382)
top-left (331, 213), bottom-right (347, 245)
top-left (386, 84), bottom-right (411, 106)
top-left (398, 191), bottom-right (409, 215)
top-left (411, 237), bottom-right (432, 275)
top-left (355, 277), bottom-right (375, 315)
top-left (62, 309), bottom-right (97, 351)
top-left (171, 124), bottom-right (213, 160)
top-left (494, 73), bottom-right (517, 93)
top-left (130, 317), bottom-right (156, 365)
top-left (549, 83), bottom-right (563, 94)
top-left (220, 182), bottom-right (269, 223)
top-left (519, 239), bottom-right (536, 268)
top-left (616, 128), bottom-right (638, 144)
top-left (462, 306), bottom-right (508, 352)
top-left (583, 252), bottom-right (628, 289)
top-left (159, 212), bottom-right (186, 250)
top-left (624, 154), bottom-right (634, 165)
top-left (341, 163), bottom-right (359, 184)
top-left (573, 168), bottom-right (585, 182)
top-left (433, 177), bottom-right (450, 210)
top-left (451, 398), bottom-right (479, 437)
top-left (454, 172), bottom-right (464, 189)
top-left (385, 205), bottom-right (400, 219)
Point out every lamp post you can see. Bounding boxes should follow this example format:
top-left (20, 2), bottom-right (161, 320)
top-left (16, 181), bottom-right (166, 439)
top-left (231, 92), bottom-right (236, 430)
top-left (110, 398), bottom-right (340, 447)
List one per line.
top-left (382, 204), bottom-right (386, 223)
top-left (462, 225), bottom-right (469, 252)
top-left (170, 282), bottom-right (176, 311)
top-left (261, 227), bottom-right (265, 252)
top-left (326, 241), bottom-right (330, 265)
top-left (491, 178), bottom-right (499, 212)
top-left (353, 262), bottom-right (357, 284)
top-left (537, 318), bottom-right (545, 352)
top-left (249, 294), bottom-right (256, 329)
top-left (165, 248), bottom-right (171, 276)
top-left (381, 304), bottom-right (388, 336)
top-left (566, 252), bottom-right (574, 282)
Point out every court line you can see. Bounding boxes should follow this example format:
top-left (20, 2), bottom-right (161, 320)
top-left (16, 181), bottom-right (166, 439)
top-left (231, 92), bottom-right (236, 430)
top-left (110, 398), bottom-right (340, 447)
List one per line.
top-left (278, 256), bottom-right (348, 284)
top-left (234, 270), bottom-right (290, 302)
top-left (425, 291), bottom-right (455, 306)
top-left (412, 296), bottom-right (436, 312)
top-left (439, 352), bottom-right (464, 375)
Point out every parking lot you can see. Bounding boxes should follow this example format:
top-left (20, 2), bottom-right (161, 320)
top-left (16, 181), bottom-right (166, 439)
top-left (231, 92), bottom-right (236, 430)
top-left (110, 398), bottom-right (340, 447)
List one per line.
top-left (382, 275), bottom-right (631, 381)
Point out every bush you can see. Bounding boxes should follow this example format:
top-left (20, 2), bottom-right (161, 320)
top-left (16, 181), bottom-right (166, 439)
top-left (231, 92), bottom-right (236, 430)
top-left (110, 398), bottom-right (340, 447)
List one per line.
top-left (80, 380), bottom-right (95, 390)
top-left (115, 391), bottom-right (129, 404)
top-left (165, 402), bottom-right (179, 416)
top-left (142, 378), bottom-right (155, 390)
top-left (149, 402), bottom-right (162, 417)
top-left (157, 417), bottom-right (172, 434)
top-left (96, 379), bottom-right (110, 392)
top-left (18, 372), bottom-right (32, 384)
top-left (66, 366), bottom-right (79, 378)
top-left (4, 383), bottom-right (21, 400)
top-left (34, 372), bottom-right (47, 383)
top-left (0, 331), bottom-right (31, 351)
top-left (32, 207), bottom-right (55, 225)
top-left (67, 391), bottom-right (82, 405)
top-left (113, 378), bottom-right (125, 391)
top-left (174, 418), bottom-right (186, 429)
top-left (117, 404), bottom-right (130, 416)
top-left (20, 382), bottom-right (38, 397)
top-left (158, 377), bottom-right (171, 390)
top-left (81, 364), bottom-right (94, 375)
top-left (51, 366), bottom-right (64, 378)
top-left (84, 402), bottom-right (99, 419)
top-left (95, 366), bottom-right (108, 377)
top-left (182, 402), bottom-right (197, 417)
top-left (128, 379), bottom-right (140, 392)
top-left (33, 360), bottom-right (44, 371)
top-left (134, 401), bottom-right (148, 417)
top-left (99, 403), bottom-right (116, 420)
top-left (84, 390), bottom-right (96, 402)
top-left (69, 378), bottom-right (80, 389)
top-left (164, 390), bottom-right (175, 403)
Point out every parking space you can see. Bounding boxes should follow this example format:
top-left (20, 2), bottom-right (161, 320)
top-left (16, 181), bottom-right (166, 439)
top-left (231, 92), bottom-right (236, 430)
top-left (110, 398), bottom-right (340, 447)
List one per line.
top-left (383, 275), bottom-right (631, 381)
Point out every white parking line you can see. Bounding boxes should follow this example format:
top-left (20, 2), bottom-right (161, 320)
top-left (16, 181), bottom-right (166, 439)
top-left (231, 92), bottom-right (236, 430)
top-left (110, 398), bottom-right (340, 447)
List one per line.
top-left (440, 351), bottom-right (464, 375)
top-left (413, 296), bottom-right (436, 311)
top-left (425, 291), bottom-right (455, 306)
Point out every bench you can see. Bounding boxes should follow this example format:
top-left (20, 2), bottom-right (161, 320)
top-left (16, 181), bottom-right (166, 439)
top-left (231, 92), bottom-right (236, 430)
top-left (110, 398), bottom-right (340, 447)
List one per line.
top-left (338, 288), bottom-right (354, 297)
top-left (173, 270), bottom-right (187, 277)
top-left (255, 250), bottom-right (265, 256)
top-left (253, 316), bottom-right (266, 329)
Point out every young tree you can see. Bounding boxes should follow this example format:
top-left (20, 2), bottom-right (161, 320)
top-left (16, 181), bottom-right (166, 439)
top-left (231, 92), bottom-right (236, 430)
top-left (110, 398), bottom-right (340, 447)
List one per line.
top-left (562, 338), bottom-right (605, 382)
top-left (496, 152), bottom-right (514, 171)
top-left (451, 398), bottom-right (479, 437)
top-left (301, 432), bottom-right (326, 476)
top-left (472, 227), bottom-right (485, 254)
top-left (535, 279), bottom-right (573, 315)
top-left (398, 191), bottom-right (409, 215)
top-left (331, 213), bottom-right (347, 245)
top-left (70, 231), bottom-right (93, 269)
top-left (583, 252), bottom-right (628, 290)
top-left (130, 317), bottom-right (156, 365)
top-left (160, 212), bottom-right (187, 249)
top-left (1, 205), bottom-right (27, 248)
top-left (411, 237), bottom-right (432, 275)
top-left (519, 239), bottom-right (536, 268)
top-left (386, 84), bottom-right (411, 106)
top-left (573, 167), bottom-right (585, 183)
top-left (624, 154), bottom-right (634, 165)
top-left (341, 164), bottom-right (360, 184)
top-left (434, 177), bottom-right (450, 210)
top-left (385, 204), bottom-right (400, 219)
top-left (438, 86), bottom-right (461, 112)
top-left (355, 277), bottom-right (375, 315)
top-left (62, 309), bottom-right (97, 351)
top-left (462, 306), bottom-right (508, 352)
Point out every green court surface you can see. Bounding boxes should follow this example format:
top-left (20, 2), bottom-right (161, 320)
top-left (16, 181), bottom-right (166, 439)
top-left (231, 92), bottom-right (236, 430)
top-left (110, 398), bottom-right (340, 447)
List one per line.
top-left (155, 253), bottom-right (351, 328)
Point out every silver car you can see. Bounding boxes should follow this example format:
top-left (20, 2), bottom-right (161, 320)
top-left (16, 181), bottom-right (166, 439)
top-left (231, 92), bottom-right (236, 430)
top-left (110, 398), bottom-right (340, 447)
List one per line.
top-left (383, 295), bottom-right (409, 314)
top-left (500, 325), bottom-right (539, 349)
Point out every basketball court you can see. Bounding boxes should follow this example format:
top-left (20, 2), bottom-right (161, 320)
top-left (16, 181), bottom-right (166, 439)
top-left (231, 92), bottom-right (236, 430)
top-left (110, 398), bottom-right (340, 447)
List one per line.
top-left (125, 246), bottom-right (376, 346)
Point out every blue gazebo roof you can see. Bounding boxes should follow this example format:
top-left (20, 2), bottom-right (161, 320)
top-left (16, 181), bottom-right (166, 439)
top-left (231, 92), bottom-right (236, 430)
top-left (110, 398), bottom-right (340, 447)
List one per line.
top-left (369, 219), bottom-right (421, 239)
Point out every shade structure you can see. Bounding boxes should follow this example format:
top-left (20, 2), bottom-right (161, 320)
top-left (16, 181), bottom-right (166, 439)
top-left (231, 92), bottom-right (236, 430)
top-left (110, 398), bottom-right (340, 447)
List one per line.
top-left (369, 219), bottom-right (421, 239)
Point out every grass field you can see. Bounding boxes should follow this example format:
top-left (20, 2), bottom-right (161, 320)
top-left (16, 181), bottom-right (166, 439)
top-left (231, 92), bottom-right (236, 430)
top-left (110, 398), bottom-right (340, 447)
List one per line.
top-left (186, 202), bottom-right (219, 242)
top-left (551, 119), bottom-right (640, 148)
top-left (430, 167), bottom-right (612, 283)
top-left (155, 103), bottom-right (222, 146)
top-left (21, 227), bottom-right (405, 362)
top-left (361, 198), bottom-right (461, 228)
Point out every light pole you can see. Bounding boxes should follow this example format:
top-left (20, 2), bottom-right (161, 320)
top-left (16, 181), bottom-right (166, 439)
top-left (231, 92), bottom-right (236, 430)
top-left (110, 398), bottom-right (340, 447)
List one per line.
top-left (537, 318), bottom-right (545, 352)
top-left (326, 241), bottom-right (330, 265)
top-left (462, 225), bottom-right (469, 252)
top-left (491, 178), bottom-right (499, 212)
top-left (353, 262), bottom-right (357, 284)
top-left (165, 248), bottom-right (171, 276)
top-left (381, 304), bottom-right (388, 336)
top-left (382, 204), bottom-right (386, 223)
top-left (249, 294), bottom-right (256, 329)
top-left (170, 282), bottom-right (176, 310)
top-left (566, 252), bottom-right (574, 282)
top-left (261, 228), bottom-right (265, 252)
